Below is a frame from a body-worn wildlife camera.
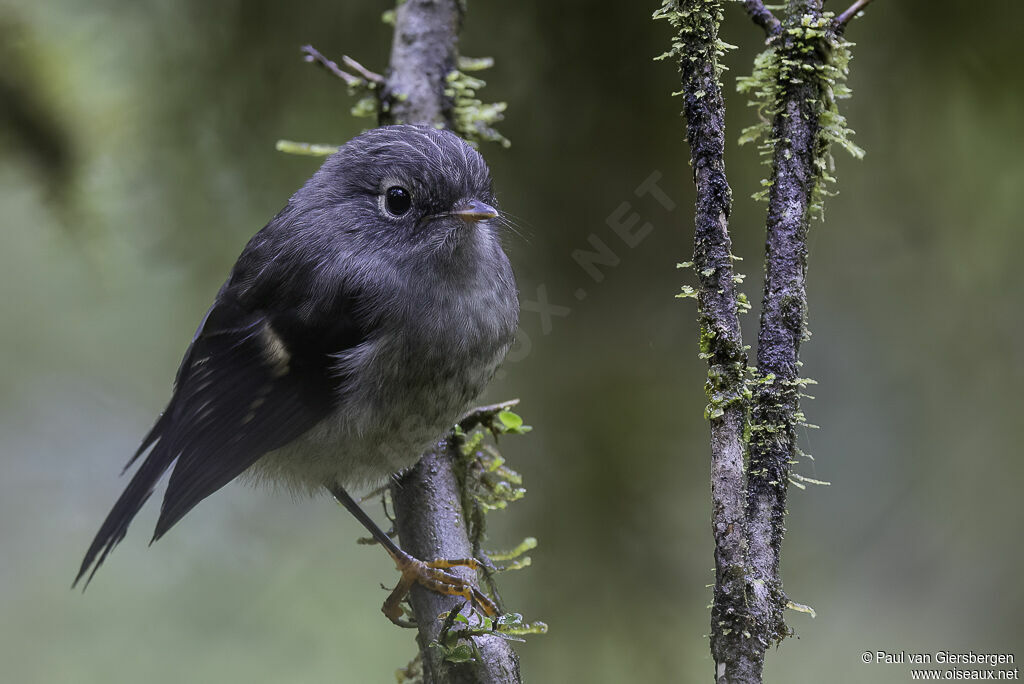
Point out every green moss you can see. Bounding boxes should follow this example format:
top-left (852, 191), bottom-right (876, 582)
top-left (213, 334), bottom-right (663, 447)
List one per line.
top-left (381, 0), bottom-right (406, 27)
top-left (700, 326), bottom-right (749, 422)
top-left (445, 63), bottom-right (511, 149)
top-left (737, 12), bottom-right (864, 219)
top-left (676, 284), bottom-right (699, 299)
top-left (486, 536), bottom-right (538, 562)
top-left (736, 292), bottom-right (752, 314)
top-left (408, 407), bottom-right (545, 666)
top-left (699, 324), bottom-right (717, 354)
top-left (274, 140), bottom-right (339, 156)
top-left (653, 0), bottom-right (736, 85)
top-left (433, 610), bottom-right (548, 665)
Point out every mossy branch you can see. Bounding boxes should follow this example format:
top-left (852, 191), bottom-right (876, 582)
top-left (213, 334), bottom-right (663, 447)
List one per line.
top-left (392, 421), bottom-right (529, 684)
top-left (655, 0), bottom-right (757, 681)
top-left (280, 13), bottom-right (508, 155)
top-left (741, 4), bottom-right (869, 664)
top-left (274, 140), bottom-right (338, 156)
top-left (659, 0), bottom-right (873, 681)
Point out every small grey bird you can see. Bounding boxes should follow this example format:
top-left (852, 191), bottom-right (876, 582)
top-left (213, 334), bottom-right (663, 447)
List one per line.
top-left (75, 125), bottom-right (518, 619)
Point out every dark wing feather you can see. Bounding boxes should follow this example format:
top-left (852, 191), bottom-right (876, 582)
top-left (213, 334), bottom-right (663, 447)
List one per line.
top-left (120, 300), bottom-right (221, 475)
top-left (151, 305), bottom-right (334, 539)
top-left (73, 443), bottom-right (172, 588)
top-left (75, 287), bottom-right (353, 588)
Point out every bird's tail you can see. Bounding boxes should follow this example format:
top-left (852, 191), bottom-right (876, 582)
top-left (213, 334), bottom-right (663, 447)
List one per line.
top-left (73, 423), bottom-right (177, 589)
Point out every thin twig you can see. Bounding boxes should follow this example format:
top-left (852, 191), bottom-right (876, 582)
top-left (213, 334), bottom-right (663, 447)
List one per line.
top-left (274, 140), bottom-right (339, 156)
top-left (300, 44), bottom-right (362, 88)
top-left (341, 55), bottom-right (384, 84)
top-left (743, 0), bottom-right (782, 36)
top-left (458, 399), bottom-right (520, 432)
top-left (834, 0), bottom-right (876, 31)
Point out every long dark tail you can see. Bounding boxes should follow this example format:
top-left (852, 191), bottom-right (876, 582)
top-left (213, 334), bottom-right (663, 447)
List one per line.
top-left (73, 416), bottom-right (176, 589)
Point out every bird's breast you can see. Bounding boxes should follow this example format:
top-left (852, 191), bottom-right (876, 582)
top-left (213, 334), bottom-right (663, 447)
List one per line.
top-left (251, 334), bottom-right (502, 493)
top-left (255, 254), bottom-right (516, 493)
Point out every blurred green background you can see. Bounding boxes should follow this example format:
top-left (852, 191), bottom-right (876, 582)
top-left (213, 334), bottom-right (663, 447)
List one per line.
top-left (2, 1), bottom-right (1021, 682)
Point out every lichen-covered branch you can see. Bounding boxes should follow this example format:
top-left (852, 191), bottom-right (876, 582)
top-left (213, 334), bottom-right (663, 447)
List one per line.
top-left (392, 440), bottom-right (522, 684)
top-left (379, 0), bottom-right (462, 127)
top-left (743, 25), bottom-right (821, 658)
top-left (655, 1), bottom-right (758, 681)
top-left (659, 0), bottom-right (870, 680)
top-left (739, 0), bottom-right (863, 670)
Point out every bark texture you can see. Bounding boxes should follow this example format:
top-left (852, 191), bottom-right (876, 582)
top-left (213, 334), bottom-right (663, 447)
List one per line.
top-left (380, 0), bottom-right (461, 127)
top-left (667, 0), bottom-right (869, 680)
top-left (669, 2), bottom-right (755, 681)
top-left (744, 1), bottom-right (826, 665)
top-left (392, 443), bottom-right (522, 684)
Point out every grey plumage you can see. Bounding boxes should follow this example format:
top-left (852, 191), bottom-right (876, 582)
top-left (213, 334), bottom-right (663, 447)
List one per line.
top-left (76, 125), bottom-right (518, 587)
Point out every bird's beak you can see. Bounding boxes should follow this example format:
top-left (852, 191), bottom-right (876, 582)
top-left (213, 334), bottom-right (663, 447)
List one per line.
top-left (452, 199), bottom-right (498, 224)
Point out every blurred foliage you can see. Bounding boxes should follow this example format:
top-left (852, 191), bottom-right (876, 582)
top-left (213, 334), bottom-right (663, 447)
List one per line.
top-left (1, 1), bottom-right (1022, 683)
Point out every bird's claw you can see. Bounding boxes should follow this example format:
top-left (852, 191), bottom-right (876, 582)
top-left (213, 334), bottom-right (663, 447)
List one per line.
top-left (383, 553), bottom-right (497, 626)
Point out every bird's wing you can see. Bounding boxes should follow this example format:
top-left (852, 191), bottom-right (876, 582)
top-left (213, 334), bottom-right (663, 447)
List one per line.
top-left (75, 283), bottom-right (361, 588)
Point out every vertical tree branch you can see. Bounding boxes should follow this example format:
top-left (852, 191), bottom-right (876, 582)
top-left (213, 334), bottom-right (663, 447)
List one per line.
top-left (744, 0), bottom-right (825, 666)
top-left (379, 0), bottom-right (461, 127)
top-left (664, 0), bottom-right (869, 679)
top-left (391, 442), bottom-right (522, 684)
top-left (380, 1), bottom-right (522, 681)
top-left (681, 17), bottom-right (757, 684)
top-left (659, 1), bottom-right (758, 680)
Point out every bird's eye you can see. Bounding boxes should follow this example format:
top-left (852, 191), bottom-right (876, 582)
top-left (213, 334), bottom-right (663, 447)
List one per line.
top-left (384, 186), bottom-right (412, 217)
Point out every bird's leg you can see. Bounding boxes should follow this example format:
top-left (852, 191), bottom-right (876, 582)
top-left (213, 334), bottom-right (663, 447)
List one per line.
top-left (326, 483), bottom-right (498, 625)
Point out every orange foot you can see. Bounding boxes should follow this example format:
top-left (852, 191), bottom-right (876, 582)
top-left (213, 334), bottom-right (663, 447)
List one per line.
top-left (382, 551), bottom-right (498, 625)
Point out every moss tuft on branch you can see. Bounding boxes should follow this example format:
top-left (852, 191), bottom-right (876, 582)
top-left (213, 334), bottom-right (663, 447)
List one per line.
top-left (737, 12), bottom-right (863, 219)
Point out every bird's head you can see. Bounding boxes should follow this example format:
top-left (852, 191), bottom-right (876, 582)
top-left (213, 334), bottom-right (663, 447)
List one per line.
top-left (305, 125), bottom-right (500, 257)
